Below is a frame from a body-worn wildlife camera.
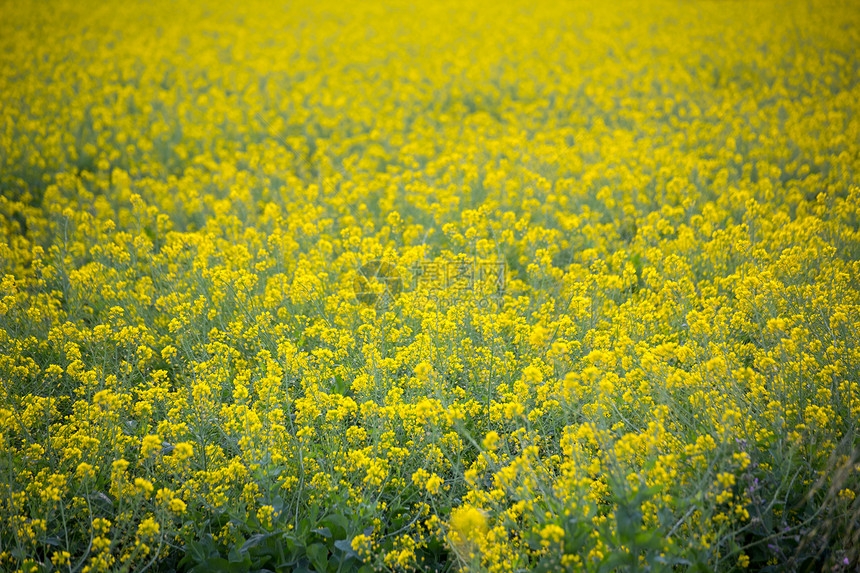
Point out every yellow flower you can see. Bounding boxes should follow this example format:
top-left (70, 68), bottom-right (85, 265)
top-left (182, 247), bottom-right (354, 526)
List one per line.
top-left (482, 430), bottom-right (500, 451)
top-left (411, 468), bottom-right (430, 487)
top-left (716, 472), bottom-right (736, 489)
top-left (137, 517), bottom-right (160, 539)
top-left (140, 435), bottom-right (162, 458)
top-left (351, 533), bottom-right (372, 557)
top-left (51, 551), bottom-right (72, 567)
top-left (92, 518), bottom-right (112, 535)
top-left (164, 497), bottom-right (184, 514)
top-left (538, 524), bottom-right (565, 547)
top-left (173, 442), bottom-right (193, 461)
top-left (529, 325), bottom-right (549, 347)
top-left (414, 361), bottom-right (434, 383)
top-left (134, 478), bottom-right (154, 497)
top-left (449, 504), bottom-right (488, 547)
top-left (425, 473), bottom-right (443, 495)
top-left (257, 505), bottom-right (275, 528)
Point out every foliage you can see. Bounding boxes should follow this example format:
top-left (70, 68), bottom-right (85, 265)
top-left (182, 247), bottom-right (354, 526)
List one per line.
top-left (1, 0), bottom-right (860, 571)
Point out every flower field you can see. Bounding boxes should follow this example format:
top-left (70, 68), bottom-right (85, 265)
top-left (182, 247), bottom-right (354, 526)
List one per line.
top-left (2, 0), bottom-right (860, 571)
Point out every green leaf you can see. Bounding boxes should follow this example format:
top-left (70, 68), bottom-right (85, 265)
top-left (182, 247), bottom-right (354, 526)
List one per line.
top-left (195, 557), bottom-right (243, 573)
top-left (333, 538), bottom-right (358, 560)
top-left (615, 502), bottom-right (643, 540)
top-left (654, 554), bottom-right (692, 566)
top-left (275, 556), bottom-right (300, 570)
top-left (227, 545), bottom-right (252, 568)
top-left (311, 526), bottom-right (332, 539)
top-left (306, 543), bottom-right (328, 572)
top-left (632, 530), bottom-right (664, 551)
top-left (40, 536), bottom-right (62, 546)
top-left (320, 514), bottom-right (349, 539)
top-left (241, 532), bottom-right (277, 553)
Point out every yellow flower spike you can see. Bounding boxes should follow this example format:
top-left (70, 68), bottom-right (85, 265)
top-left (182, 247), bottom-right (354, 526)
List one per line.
top-left (140, 435), bottom-right (162, 459)
top-left (172, 442), bottom-right (194, 462)
top-left (1, 0), bottom-right (859, 570)
top-left (449, 504), bottom-right (489, 554)
top-left (136, 517), bottom-right (160, 539)
top-left (134, 478), bottom-right (154, 498)
top-left (425, 473), bottom-right (444, 495)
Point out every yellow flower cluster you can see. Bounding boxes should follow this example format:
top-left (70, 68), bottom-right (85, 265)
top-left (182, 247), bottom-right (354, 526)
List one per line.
top-left (1, 0), bottom-right (859, 571)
